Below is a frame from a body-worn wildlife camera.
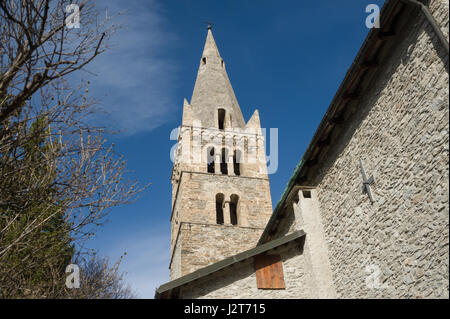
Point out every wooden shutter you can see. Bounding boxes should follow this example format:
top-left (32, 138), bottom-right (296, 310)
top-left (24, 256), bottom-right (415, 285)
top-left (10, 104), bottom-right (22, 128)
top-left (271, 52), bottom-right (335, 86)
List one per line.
top-left (254, 254), bottom-right (285, 289)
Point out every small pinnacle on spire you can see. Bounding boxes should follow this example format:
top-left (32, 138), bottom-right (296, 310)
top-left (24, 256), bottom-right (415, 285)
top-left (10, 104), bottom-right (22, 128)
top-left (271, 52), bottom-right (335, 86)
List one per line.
top-left (206, 21), bottom-right (212, 30)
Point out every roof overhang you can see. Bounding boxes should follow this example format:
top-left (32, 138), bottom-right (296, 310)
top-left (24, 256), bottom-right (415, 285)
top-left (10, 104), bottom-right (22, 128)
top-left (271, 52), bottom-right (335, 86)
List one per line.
top-left (155, 230), bottom-right (305, 299)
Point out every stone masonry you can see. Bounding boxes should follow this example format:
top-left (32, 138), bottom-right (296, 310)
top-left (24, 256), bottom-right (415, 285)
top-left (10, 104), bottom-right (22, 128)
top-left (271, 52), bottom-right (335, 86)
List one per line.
top-left (180, 240), bottom-right (313, 299)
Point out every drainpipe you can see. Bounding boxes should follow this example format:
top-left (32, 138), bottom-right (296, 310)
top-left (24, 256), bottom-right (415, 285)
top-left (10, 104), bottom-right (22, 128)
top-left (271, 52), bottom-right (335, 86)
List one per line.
top-left (400, 0), bottom-right (449, 55)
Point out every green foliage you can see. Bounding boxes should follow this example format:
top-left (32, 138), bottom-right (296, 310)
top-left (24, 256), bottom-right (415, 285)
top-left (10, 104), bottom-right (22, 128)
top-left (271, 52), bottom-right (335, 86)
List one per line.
top-left (0, 113), bottom-right (75, 298)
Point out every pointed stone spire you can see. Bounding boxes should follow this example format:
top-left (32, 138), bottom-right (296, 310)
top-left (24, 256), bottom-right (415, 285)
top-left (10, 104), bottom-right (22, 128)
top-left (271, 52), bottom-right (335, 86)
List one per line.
top-left (182, 98), bottom-right (193, 126)
top-left (189, 28), bottom-right (246, 129)
top-left (246, 108), bottom-right (261, 127)
top-left (245, 109), bottom-right (262, 136)
top-left (201, 26), bottom-right (221, 62)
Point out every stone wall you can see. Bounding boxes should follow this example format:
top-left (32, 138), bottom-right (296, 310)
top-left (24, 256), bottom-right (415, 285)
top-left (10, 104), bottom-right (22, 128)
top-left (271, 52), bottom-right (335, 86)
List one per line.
top-left (170, 233), bottom-right (182, 280)
top-left (429, 0), bottom-right (449, 41)
top-left (261, 188), bottom-right (337, 298)
top-left (176, 222), bottom-right (265, 276)
top-left (169, 116), bottom-right (273, 278)
top-left (169, 171), bottom-right (272, 278)
top-left (180, 240), bottom-right (314, 299)
top-left (313, 2), bottom-right (449, 298)
top-left (176, 172), bottom-right (272, 227)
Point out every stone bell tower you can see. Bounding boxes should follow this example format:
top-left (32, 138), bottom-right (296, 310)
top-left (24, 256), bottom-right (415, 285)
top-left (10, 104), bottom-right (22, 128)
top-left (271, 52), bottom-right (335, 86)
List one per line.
top-left (169, 26), bottom-right (273, 280)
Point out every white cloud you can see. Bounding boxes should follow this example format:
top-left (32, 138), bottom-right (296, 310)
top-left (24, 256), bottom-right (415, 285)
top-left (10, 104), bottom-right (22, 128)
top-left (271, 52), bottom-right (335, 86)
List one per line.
top-left (86, 0), bottom-right (179, 135)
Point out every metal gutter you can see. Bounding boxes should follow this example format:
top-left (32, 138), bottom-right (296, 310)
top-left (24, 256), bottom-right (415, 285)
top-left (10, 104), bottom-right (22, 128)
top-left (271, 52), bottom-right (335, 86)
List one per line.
top-left (155, 230), bottom-right (306, 299)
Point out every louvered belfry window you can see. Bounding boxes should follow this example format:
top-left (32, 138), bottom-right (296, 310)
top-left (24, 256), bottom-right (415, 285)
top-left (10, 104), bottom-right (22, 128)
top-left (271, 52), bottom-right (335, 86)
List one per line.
top-left (254, 254), bottom-right (286, 289)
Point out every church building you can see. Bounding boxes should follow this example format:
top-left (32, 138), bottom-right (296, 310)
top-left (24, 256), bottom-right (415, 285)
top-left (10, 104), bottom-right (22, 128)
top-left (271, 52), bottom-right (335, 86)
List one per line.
top-left (156, 0), bottom-right (448, 299)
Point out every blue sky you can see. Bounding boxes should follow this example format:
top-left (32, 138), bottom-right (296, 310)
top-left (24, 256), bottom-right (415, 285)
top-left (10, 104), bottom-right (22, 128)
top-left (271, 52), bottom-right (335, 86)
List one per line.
top-left (84, 0), bottom-right (385, 298)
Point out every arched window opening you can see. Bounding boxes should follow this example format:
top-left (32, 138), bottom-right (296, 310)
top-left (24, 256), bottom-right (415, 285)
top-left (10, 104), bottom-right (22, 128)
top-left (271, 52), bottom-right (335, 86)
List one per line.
top-left (216, 193), bottom-right (224, 224)
top-left (218, 109), bottom-right (226, 130)
top-left (202, 57), bottom-right (206, 65)
top-left (230, 194), bottom-right (239, 225)
top-left (220, 148), bottom-right (228, 175)
top-left (207, 147), bottom-right (215, 173)
top-left (233, 150), bottom-right (241, 176)
top-left (221, 59), bottom-right (224, 68)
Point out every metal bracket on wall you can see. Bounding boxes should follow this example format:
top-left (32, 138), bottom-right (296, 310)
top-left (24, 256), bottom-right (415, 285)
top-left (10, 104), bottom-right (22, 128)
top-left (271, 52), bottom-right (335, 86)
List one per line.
top-left (360, 159), bottom-right (375, 204)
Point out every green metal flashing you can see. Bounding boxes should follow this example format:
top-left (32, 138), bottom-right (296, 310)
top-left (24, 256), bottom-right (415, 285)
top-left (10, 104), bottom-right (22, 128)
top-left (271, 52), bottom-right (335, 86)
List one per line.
top-left (155, 230), bottom-right (305, 299)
